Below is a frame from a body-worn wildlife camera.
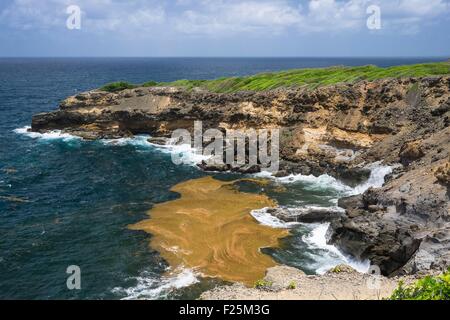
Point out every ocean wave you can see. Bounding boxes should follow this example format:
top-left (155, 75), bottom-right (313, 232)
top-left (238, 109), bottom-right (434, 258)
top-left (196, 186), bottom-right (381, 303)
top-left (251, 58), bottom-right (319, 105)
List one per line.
top-left (350, 163), bottom-right (393, 195)
top-left (250, 207), bottom-right (300, 229)
top-left (14, 126), bottom-right (209, 168)
top-left (112, 268), bottom-right (199, 300)
top-left (251, 205), bottom-right (346, 229)
top-left (13, 126), bottom-right (81, 142)
top-left (258, 171), bottom-right (353, 193)
top-left (148, 140), bottom-right (210, 166)
top-left (100, 135), bottom-right (152, 148)
top-left (255, 162), bottom-right (392, 196)
top-left (251, 205), bottom-right (370, 275)
top-left (101, 136), bottom-right (209, 166)
top-left (252, 163), bottom-right (389, 275)
top-left (303, 223), bottom-right (370, 274)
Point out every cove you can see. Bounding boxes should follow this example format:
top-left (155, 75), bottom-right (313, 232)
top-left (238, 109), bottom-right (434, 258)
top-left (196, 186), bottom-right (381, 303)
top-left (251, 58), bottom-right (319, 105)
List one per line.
top-left (129, 176), bottom-right (289, 285)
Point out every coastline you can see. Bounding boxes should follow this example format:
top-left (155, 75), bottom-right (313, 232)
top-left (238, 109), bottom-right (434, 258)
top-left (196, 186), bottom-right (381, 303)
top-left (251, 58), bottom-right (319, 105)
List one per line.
top-left (200, 265), bottom-right (415, 300)
top-left (26, 63), bottom-right (450, 298)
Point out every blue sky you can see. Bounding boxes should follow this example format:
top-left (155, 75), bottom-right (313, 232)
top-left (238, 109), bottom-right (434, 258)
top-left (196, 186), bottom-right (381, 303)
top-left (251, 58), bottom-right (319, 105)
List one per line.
top-left (0, 0), bottom-right (449, 57)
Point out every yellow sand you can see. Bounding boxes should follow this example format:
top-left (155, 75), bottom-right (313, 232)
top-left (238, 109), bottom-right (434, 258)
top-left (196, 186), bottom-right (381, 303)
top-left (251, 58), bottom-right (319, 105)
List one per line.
top-left (129, 176), bottom-right (289, 285)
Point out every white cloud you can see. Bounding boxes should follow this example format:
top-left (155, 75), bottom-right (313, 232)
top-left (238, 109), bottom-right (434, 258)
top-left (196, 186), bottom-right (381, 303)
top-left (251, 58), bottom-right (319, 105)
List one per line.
top-left (175, 1), bottom-right (302, 35)
top-left (175, 0), bottom-right (450, 36)
top-left (0, 0), bottom-right (166, 32)
top-left (0, 0), bottom-right (448, 36)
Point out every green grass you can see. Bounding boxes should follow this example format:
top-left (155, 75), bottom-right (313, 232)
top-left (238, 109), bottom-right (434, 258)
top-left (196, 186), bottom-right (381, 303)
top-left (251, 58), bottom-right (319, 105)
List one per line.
top-left (389, 269), bottom-right (450, 300)
top-left (100, 61), bottom-right (450, 93)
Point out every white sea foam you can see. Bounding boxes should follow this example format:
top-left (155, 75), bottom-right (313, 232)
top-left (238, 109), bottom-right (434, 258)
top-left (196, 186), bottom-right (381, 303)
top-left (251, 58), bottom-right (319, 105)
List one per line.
top-left (101, 135), bottom-right (209, 166)
top-left (256, 162), bottom-right (392, 275)
top-left (113, 268), bottom-right (199, 300)
top-left (149, 140), bottom-right (210, 166)
top-left (255, 171), bottom-right (352, 194)
top-left (256, 162), bottom-right (392, 196)
top-left (303, 223), bottom-right (370, 274)
top-left (100, 135), bottom-right (152, 147)
top-left (251, 205), bottom-right (345, 229)
top-left (251, 206), bottom-right (370, 274)
top-left (250, 207), bottom-right (300, 229)
top-left (350, 162), bottom-right (393, 195)
top-left (15, 126), bottom-right (208, 168)
top-left (14, 126), bottom-right (81, 142)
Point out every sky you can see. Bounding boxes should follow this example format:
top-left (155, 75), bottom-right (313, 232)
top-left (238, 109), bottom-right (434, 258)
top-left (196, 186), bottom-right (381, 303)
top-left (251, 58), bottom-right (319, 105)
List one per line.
top-left (0, 0), bottom-right (449, 57)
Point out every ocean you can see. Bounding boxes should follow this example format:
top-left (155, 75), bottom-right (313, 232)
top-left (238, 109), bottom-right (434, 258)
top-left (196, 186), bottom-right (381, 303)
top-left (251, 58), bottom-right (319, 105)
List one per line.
top-left (0, 57), bottom-right (444, 299)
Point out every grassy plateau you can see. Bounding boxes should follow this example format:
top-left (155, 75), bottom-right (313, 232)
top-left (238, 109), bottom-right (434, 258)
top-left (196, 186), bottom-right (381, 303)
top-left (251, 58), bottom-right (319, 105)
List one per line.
top-left (100, 61), bottom-right (450, 93)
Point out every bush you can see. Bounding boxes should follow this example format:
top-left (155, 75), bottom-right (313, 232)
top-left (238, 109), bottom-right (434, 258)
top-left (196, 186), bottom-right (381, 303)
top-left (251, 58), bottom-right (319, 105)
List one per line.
top-left (142, 81), bottom-right (158, 87)
top-left (100, 81), bottom-right (136, 92)
top-left (287, 281), bottom-right (297, 290)
top-left (254, 279), bottom-right (273, 289)
top-left (389, 269), bottom-right (450, 300)
top-left (331, 266), bottom-right (343, 273)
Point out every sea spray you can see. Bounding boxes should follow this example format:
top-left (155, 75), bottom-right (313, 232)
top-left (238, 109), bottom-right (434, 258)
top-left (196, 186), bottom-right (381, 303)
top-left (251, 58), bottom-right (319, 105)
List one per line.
top-left (350, 163), bottom-right (393, 195)
top-left (113, 268), bottom-right (199, 300)
top-left (303, 223), bottom-right (370, 274)
top-left (255, 162), bottom-right (393, 196)
top-left (14, 126), bottom-right (81, 142)
top-left (250, 207), bottom-right (300, 229)
top-left (147, 136), bottom-right (210, 166)
top-left (252, 163), bottom-right (392, 275)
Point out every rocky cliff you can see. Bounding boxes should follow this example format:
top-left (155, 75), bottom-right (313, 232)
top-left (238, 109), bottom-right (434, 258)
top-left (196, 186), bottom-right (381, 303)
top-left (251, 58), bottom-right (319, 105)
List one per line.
top-left (31, 76), bottom-right (450, 277)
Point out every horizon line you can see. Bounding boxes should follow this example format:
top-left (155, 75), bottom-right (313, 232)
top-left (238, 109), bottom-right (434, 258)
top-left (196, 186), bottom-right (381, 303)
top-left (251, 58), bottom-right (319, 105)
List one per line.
top-left (0, 56), bottom-right (449, 59)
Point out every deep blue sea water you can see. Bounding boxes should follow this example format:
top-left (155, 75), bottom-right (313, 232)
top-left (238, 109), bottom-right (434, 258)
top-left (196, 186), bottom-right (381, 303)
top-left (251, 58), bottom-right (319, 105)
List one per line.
top-left (0, 57), bottom-right (446, 299)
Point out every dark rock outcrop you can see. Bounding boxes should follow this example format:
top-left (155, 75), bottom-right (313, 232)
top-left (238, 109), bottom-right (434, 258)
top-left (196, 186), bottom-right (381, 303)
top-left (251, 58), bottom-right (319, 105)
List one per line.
top-left (266, 207), bottom-right (345, 223)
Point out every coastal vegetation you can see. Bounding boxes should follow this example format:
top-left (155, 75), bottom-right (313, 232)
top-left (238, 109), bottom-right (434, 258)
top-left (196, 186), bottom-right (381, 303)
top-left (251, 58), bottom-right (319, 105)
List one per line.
top-left (287, 281), bottom-right (297, 290)
top-left (100, 61), bottom-right (450, 93)
top-left (254, 279), bottom-right (273, 289)
top-left (330, 265), bottom-right (344, 273)
top-left (100, 81), bottom-right (136, 92)
top-left (389, 269), bottom-right (450, 300)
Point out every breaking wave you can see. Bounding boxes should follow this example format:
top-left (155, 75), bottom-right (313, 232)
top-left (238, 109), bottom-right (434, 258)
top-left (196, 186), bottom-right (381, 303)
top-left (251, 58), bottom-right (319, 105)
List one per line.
top-left (148, 139), bottom-right (210, 166)
top-left (303, 223), bottom-right (370, 274)
top-left (112, 268), bottom-right (199, 300)
top-left (15, 127), bottom-right (208, 168)
top-left (350, 163), bottom-right (393, 195)
top-left (14, 126), bottom-right (81, 142)
top-left (101, 136), bottom-right (209, 166)
top-left (250, 207), bottom-right (300, 229)
top-left (255, 162), bottom-right (392, 196)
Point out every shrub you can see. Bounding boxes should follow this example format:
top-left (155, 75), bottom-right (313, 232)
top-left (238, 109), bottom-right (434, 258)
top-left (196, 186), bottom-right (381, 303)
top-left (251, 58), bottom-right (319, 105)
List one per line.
top-left (142, 81), bottom-right (158, 87)
top-left (389, 269), bottom-right (450, 300)
top-left (100, 81), bottom-right (136, 92)
top-left (254, 279), bottom-right (273, 289)
top-left (331, 266), bottom-right (342, 273)
top-left (287, 281), bottom-right (297, 290)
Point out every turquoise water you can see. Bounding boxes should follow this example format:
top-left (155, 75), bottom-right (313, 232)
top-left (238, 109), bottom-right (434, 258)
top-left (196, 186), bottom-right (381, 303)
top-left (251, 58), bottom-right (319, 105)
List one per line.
top-left (0, 58), bottom-right (442, 299)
